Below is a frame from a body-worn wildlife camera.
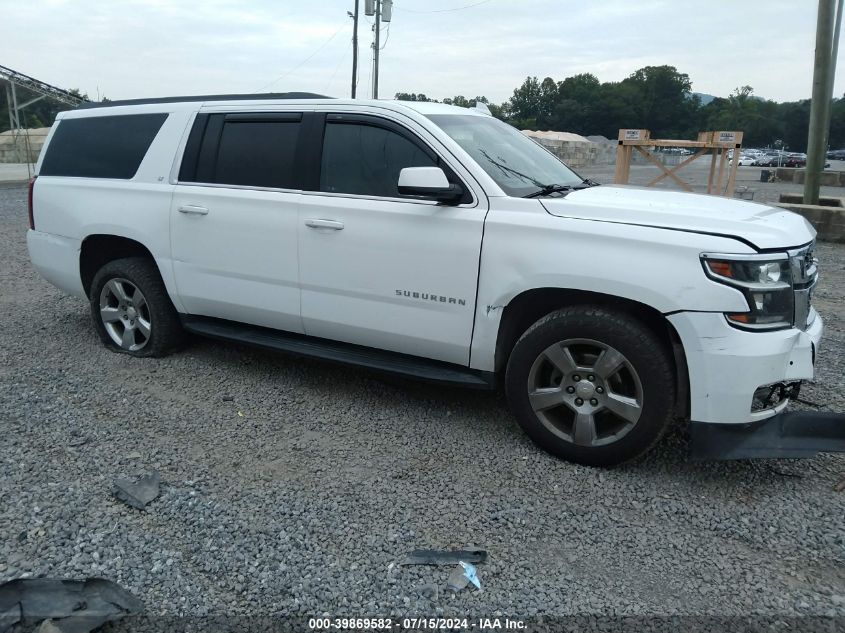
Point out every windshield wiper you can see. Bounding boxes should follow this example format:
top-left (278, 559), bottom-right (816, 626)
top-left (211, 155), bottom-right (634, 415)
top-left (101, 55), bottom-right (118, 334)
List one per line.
top-left (524, 183), bottom-right (576, 198)
top-left (524, 179), bottom-right (601, 198)
top-left (478, 148), bottom-right (545, 188)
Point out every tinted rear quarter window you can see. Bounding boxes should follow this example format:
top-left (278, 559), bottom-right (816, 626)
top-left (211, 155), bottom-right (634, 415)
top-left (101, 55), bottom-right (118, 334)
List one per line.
top-left (40, 113), bottom-right (168, 179)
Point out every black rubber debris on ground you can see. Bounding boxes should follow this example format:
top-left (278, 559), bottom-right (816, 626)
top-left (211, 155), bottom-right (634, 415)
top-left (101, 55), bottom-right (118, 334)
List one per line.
top-left (402, 549), bottom-right (488, 565)
top-left (0, 604), bottom-right (22, 633)
top-left (113, 472), bottom-right (160, 510)
top-left (0, 577), bottom-right (143, 633)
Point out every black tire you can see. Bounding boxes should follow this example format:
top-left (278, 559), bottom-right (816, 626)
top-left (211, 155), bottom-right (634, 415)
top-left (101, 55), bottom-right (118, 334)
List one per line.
top-left (505, 306), bottom-right (676, 467)
top-left (89, 257), bottom-right (185, 357)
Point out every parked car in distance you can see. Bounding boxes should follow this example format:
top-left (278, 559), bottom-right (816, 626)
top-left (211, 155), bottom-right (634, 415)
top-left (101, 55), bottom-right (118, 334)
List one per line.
top-left (728, 149), bottom-right (763, 160)
top-left (826, 149), bottom-right (845, 160)
top-left (753, 154), bottom-right (827, 168)
top-left (730, 155), bottom-right (756, 166)
top-left (26, 93), bottom-right (824, 467)
top-left (754, 155), bottom-right (783, 167)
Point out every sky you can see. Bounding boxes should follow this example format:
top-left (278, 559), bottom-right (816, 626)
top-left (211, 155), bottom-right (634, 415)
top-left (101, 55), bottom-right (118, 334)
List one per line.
top-left (2, 0), bottom-right (844, 105)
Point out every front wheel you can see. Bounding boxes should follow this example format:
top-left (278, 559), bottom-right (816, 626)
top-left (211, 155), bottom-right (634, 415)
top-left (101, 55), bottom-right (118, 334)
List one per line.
top-left (505, 306), bottom-right (676, 466)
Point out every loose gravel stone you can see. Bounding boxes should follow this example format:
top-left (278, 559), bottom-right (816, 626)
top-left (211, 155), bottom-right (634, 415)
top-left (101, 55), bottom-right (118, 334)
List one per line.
top-left (0, 183), bottom-right (843, 619)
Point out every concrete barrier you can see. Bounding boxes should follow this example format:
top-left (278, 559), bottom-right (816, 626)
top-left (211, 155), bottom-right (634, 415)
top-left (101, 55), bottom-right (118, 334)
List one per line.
top-left (0, 127), bottom-right (50, 164)
top-left (774, 194), bottom-right (845, 243)
top-left (775, 167), bottom-right (845, 186)
top-left (522, 130), bottom-right (598, 168)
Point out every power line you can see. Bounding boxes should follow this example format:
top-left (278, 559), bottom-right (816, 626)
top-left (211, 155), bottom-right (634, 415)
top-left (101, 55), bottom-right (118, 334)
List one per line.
top-left (380, 22), bottom-right (391, 49)
top-left (367, 40), bottom-right (374, 98)
top-left (395, 0), bottom-right (493, 14)
top-left (326, 46), bottom-right (350, 94)
top-left (256, 22), bottom-right (347, 92)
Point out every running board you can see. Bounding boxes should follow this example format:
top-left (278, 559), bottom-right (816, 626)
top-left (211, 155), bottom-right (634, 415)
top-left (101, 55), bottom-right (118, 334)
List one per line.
top-left (181, 316), bottom-right (495, 389)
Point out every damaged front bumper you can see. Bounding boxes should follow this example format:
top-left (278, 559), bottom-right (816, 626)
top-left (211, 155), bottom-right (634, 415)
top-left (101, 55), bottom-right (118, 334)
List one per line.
top-left (691, 410), bottom-right (845, 460)
top-left (668, 311), bottom-right (823, 425)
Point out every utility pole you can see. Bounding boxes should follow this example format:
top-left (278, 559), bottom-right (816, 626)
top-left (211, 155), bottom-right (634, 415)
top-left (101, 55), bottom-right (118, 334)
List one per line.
top-left (372, 0), bottom-right (381, 99)
top-left (351, 0), bottom-right (359, 98)
top-left (805, 0), bottom-right (838, 205)
top-left (364, 0), bottom-right (391, 99)
top-left (822, 0), bottom-right (844, 148)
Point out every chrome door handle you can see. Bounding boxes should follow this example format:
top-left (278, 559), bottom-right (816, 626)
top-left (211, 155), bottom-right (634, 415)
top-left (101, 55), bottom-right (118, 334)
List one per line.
top-left (305, 219), bottom-right (344, 230)
top-left (178, 204), bottom-right (209, 215)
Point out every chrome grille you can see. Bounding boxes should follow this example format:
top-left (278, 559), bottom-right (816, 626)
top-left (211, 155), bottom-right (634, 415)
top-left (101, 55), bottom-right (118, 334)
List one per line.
top-left (789, 242), bottom-right (818, 331)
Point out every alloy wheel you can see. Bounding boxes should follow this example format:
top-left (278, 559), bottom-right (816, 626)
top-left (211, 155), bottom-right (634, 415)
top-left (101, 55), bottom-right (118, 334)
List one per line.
top-left (98, 278), bottom-right (152, 351)
top-left (526, 338), bottom-right (644, 447)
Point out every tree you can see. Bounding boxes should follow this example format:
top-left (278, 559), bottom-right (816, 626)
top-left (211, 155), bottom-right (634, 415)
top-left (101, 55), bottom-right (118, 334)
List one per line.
top-left (394, 92), bottom-right (436, 102)
top-left (828, 96), bottom-right (845, 149)
top-left (558, 73), bottom-right (600, 102)
top-left (552, 74), bottom-right (601, 133)
top-left (537, 77), bottom-right (558, 128)
top-left (592, 81), bottom-right (646, 138)
top-left (620, 65), bottom-right (697, 137)
top-left (508, 76), bottom-right (544, 129)
top-left (701, 86), bottom-right (784, 149)
top-left (443, 95), bottom-right (470, 107)
top-left (780, 101), bottom-right (811, 152)
top-left (396, 65), bottom-right (845, 150)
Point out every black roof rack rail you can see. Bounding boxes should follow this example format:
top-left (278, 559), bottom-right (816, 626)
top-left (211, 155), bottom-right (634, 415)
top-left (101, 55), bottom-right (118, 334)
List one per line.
top-left (76, 92), bottom-right (334, 109)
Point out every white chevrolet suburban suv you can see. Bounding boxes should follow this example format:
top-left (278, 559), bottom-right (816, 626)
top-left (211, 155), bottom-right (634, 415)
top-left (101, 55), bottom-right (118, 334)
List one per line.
top-left (27, 93), bottom-right (833, 466)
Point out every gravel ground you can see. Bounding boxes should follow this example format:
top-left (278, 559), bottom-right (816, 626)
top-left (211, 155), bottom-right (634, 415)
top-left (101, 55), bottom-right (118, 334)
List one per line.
top-left (0, 183), bottom-right (843, 624)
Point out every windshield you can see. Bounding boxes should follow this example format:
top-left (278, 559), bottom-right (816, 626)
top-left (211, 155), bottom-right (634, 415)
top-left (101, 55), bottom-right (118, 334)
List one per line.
top-left (426, 114), bottom-right (584, 197)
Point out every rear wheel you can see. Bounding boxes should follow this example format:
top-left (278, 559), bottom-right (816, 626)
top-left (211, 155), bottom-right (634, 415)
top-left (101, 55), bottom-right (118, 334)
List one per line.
top-left (89, 257), bottom-right (184, 357)
top-left (505, 306), bottom-right (676, 466)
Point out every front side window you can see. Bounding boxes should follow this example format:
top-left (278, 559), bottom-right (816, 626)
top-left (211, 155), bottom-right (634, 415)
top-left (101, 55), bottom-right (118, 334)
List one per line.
top-left (426, 114), bottom-right (583, 197)
top-left (320, 122), bottom-right (436, 198)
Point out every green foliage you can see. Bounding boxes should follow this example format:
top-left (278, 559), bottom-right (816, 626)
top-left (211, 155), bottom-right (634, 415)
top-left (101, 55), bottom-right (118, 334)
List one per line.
top-left (394, 92), bottom-right (436, 102)
top-left (398, 65), bottom-right (845, 152)
top-left (505, 65), bottom-right (699, 138)
top-left (394, 92), bottom-right (492, 109)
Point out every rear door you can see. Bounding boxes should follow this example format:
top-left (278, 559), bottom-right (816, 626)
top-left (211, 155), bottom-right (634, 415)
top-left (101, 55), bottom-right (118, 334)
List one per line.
top-left (170, 111), bottom-right (306, 333)
top-left (297, 112), bottom-right (487, 365)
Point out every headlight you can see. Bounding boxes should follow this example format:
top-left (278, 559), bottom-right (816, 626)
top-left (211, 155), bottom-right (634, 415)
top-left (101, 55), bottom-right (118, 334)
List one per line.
top-left (701, 253), bottom-right (793, 330)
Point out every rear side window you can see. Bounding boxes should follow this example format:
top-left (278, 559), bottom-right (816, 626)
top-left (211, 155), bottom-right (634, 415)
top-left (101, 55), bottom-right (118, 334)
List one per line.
top-left (40, 113), bottom-right (168, 179)
top-left (180, 113), bottom-right (302, 189)
top-left (320, 122), bottom-right (436, 198)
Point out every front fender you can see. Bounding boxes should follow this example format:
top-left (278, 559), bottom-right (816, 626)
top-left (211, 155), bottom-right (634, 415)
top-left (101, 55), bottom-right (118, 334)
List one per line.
top-left (469, 208), bottom-right (752, 371)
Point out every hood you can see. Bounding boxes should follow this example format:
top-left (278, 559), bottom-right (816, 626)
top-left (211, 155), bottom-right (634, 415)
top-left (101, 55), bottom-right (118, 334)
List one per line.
top-left (541, 185), bottom-right (815, 250)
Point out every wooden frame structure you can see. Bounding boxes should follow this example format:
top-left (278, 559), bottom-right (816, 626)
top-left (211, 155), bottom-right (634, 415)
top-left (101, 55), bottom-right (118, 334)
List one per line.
top-left (614, 129), bottom-right (744, 197)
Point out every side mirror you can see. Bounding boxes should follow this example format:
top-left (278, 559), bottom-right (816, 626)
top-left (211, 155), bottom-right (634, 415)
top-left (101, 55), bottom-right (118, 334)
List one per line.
top-left (398, 167), bottom-right (463, 204)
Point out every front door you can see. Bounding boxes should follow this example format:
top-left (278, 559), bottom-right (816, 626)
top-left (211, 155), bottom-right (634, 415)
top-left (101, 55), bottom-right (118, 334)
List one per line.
top-left (297, 114), bottom-right (486, 365)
